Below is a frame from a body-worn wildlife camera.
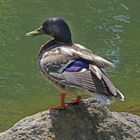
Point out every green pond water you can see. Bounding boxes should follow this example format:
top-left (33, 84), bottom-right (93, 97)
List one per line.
top-left (0, 0), bottom-right (140, 132)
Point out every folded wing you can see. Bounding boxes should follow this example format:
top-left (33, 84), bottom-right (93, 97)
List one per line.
top-left (40, 44), bottom-right (114, 72)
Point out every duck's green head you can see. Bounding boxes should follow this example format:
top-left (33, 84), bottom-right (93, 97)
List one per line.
top-left (26, 17), bottom-right (72, 43)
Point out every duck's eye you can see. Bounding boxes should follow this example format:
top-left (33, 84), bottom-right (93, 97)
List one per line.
top-left (42, 21), bottom-right (49, 28)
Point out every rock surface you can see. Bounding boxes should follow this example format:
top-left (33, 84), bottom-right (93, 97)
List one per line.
top-left (0, 100), bottom-right (140, 140)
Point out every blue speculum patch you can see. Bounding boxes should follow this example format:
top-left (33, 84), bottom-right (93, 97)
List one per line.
top-left (65, 60), bottom-right (89, 72)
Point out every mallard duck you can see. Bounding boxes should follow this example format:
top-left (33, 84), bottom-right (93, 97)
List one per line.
top-left (26, 17), bottom-right (124, 109)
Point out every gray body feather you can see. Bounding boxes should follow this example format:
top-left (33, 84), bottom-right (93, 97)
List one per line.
top-left (39, 42), bottom-right (124, 106)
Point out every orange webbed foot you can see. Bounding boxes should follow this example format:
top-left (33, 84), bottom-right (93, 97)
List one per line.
top-left (48, 92), bottom-right (67, 110)
top-left (48, 103), bottom-right (69, 110)
top-left (66, 96), bottom-right (81, 105)
top-left (48, 93), bottom-right (81, 110)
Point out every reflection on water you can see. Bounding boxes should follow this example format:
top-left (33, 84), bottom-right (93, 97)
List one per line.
top-left (94, 0), bottom-right (130, 67)
top-left (0, 0), bottom-right (139, 132)
top-left (95, 1), bottom-right (130, 46)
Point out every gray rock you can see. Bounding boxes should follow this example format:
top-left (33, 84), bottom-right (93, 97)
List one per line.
top-left (0, 100), bottom-right (140, 140)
